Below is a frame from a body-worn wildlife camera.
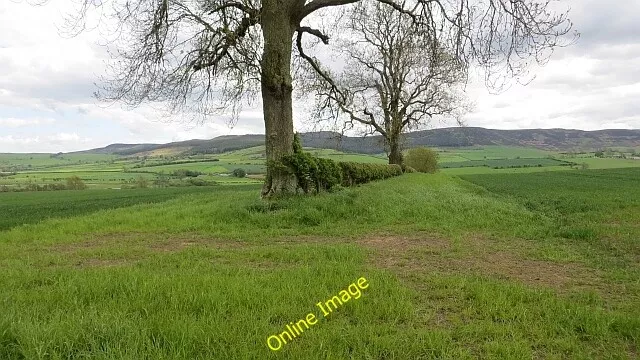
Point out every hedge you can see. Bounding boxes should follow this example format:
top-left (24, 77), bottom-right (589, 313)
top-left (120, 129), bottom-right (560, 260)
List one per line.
top-left (281, 135), bottom-right (402, 193)
top-left (339, 162), bottom-right (402, 187)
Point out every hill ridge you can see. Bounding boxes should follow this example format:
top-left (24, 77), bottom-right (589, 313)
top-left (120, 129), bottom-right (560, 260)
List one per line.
top-left (75, 127), bottom-right (640, 156)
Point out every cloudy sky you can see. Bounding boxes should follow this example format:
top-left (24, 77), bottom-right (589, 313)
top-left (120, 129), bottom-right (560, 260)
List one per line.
top-left (0, 0), bottom-right (638, 152)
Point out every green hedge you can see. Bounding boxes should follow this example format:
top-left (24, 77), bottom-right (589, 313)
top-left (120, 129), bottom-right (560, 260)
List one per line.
top-left (342, 161), bottom-right (403, 185)
top-left (282, 135), bottom-right (402, 193)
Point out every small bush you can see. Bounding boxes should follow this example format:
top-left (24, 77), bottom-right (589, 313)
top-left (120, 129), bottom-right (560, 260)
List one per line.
top-left (187, 178), bottom-right (217, 186)
top-left (232, 168), bottom-right (247, 178)
top-left (405, 147), bottom-right (438, 173)
top-left (136, 176), bottom-right (149, 189)
top-left (65, 176), bottom-right (87, 190)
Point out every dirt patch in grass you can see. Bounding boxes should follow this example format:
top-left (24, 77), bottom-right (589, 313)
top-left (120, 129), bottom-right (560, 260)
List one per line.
top-left (360, 233), bottom-right (603, 292)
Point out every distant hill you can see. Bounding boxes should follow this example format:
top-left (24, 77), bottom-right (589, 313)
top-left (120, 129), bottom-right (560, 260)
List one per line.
top-left (76, 128), bottom-right (640, 156)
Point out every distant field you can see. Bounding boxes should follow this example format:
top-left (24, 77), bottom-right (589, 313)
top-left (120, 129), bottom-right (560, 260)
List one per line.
top-left (2, 145), bottom-right (638, 190)
top-left (441, 165), bottom-right (574, 175)
top-left (133, 162), bottom-right (229, 174)
top-left (0, 153), bottom-right (116, 168)
top-left (440, 158), bottom-right (569, 169)
top-left (576, 157), bottom-right (640, 169)
top-left (0, 171), bottom-right (155, 188)
top-left (437, 146), bottom-right (555, 162)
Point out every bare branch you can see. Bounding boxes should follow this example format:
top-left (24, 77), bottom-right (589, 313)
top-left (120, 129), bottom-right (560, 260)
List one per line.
top-left (298, 0), bottom-right (359, 21)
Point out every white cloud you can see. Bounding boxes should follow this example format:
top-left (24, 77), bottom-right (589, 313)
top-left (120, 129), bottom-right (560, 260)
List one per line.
top-left (0, 0), bottom-right (638, 153)
top-left (0, 117), bottom-right (55, 127)
top-left (0, 135), bottom-right (40, 145)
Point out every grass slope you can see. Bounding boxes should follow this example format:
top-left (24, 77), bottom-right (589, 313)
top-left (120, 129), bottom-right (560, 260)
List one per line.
top-left (0, 171), bottom-right (638, 359)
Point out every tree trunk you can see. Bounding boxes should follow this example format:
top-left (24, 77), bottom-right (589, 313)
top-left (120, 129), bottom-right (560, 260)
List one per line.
top-left (388, 139), bottom-right (404, 166)
top-left (260, 2), bottom-right (298, 197)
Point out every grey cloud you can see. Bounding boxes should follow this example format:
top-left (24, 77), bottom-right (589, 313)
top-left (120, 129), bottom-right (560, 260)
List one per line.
top-left (566, 1), bottom-right (640, 50)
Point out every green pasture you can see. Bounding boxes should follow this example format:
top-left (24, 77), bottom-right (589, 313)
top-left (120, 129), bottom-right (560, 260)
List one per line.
top-left (577, 157), bottom-right (640, 169)
top-left (439, 158), bottom-right (569, 169)
top-left (0, 153), bottom-right (116, 169)
top-left (0, 171), bottom-right (155, 187)
top-left (217, 146), bottom-right (266, 163)
top-left (133, 162), bottom-right (228, 174)
top-left (436, 146), bottom-right (555, 161)
top-left (0, 169), bottom-right (638, 359)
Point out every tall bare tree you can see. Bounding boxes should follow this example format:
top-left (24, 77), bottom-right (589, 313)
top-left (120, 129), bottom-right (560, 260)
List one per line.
top-left (302, 2), bottom-right (468, 165)
top-left (36, 0), bottom-right (576, 196)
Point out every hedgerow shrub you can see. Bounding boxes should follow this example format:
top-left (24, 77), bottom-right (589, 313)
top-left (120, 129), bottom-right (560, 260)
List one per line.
top-left (232, 168), bottom-right (247, 178)
top-left (66, 176), bottom-right (87, 190)
top-left (339, 162), bottom-right (402, 186)
top-left (405, 147), bottom-right (438, 173)
top-left (282, 134), bottom-right (402, 194)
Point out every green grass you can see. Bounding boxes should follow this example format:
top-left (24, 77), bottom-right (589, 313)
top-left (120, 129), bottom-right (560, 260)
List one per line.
top-left (0, 171), bottom-right (156, 189)
top-left (577, 157), bottom-right (640, 169)
top-left (0, 153), bottom-right (116, 167)
top-left (133, 162), bottom-right (229, 174)
top-left (459, 169), bottom-right (640, 277)
top-left (441, 165), bottom-right (573, 175)
top-left (0, 187), bottom-right (220, 231)
top-left (439, 158), bottom-right (569, 169)
top-left (0, 170), bottom-right (638, 359)
top-left (437, 146), bottom-right (555, 162)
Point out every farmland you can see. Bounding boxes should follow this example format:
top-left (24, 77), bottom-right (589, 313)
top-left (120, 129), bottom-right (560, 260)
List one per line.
top-left (3, 143), bottom-right (640, 191)
top-left (0, 187), bottom-right (220, 231)
top-left (439, 157), bottom-right (570, 169)
top-left (0, 166), bottom-right (638, 359)
top-left (0, 146), bottom-right (389, 190)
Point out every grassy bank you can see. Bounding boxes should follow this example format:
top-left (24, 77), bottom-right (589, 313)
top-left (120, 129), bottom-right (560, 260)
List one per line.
top-left (0, 171), bottom-right (638, 359)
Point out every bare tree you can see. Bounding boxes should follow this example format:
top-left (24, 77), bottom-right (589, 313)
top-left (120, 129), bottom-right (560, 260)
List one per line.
top-left (302, 2), bottom-right (468, 165)
top-left (34, 0), bottom-right (576, 196)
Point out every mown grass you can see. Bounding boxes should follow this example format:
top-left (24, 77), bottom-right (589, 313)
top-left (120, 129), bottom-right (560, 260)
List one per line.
top-left (0, 171), bottom-right (638, 359)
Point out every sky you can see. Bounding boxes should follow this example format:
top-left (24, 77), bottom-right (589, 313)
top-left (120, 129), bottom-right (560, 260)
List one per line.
top-left (0, 0), bottom-right (639, 153)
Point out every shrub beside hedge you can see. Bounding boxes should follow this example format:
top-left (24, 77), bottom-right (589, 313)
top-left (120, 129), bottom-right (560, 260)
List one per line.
top-left (282, 134), bottom-right (402, 193)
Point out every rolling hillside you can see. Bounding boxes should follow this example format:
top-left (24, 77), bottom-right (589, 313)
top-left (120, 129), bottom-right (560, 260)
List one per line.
top-left (76, 127), bottom-right (640, 156)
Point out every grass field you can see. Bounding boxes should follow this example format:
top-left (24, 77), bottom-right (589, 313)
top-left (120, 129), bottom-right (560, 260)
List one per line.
top-left (0, 187), bottom-right (219, 231)
top-left (439, 158), bottom-right (569, 169)
top-left (0, 153), bottom-right (116, 168)
top-left (437, 146), bottom-right (556, 162)
top-left (441, 165), bottom-right (575, 175)
top-left (133, 162), bottom-right (229, 174)
top-left (0, 169), bottom-right (638, 359)
top-left (3, 145), bottom-right (638, 189)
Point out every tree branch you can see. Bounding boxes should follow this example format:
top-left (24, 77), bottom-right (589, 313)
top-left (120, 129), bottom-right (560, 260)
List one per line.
top-left (298, 0), bottom-right (359, 21)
